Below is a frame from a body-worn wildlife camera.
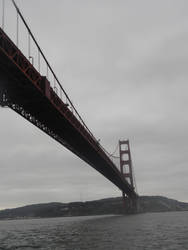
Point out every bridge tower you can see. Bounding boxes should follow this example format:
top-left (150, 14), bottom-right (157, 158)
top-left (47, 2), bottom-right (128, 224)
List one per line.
top-left (119, 140), bottom-right (138, 212)
top-left (0, 0), bottom-right (138, 203)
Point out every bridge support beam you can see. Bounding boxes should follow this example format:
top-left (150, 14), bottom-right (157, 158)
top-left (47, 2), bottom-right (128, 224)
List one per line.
top-left (121, 196), bottom-right (139, 214)
top-left (119, 140), bottom-right (139, 213)
top-left (127, 197), bottom-right (139, 213)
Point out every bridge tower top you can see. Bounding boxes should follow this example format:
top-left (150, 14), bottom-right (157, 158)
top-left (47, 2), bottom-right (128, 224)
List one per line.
top-left (119, 140), bottom-right (136, 198)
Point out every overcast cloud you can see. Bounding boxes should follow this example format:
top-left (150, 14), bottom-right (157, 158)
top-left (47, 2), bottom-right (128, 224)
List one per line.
top-left (0, 0), bottom-right (187, 209)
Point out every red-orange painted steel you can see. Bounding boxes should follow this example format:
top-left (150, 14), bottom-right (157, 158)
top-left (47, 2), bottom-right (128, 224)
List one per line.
top-left (119, 140), bottom-right (135, 198)
top-left (0, 27), bottom-right (138, 198)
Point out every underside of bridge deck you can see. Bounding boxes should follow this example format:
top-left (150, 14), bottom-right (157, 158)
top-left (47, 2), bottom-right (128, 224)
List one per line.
top-left (0, 27), bottom-right (138, 199)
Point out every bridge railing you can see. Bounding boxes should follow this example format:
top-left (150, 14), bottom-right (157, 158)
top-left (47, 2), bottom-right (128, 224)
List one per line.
top-left (0, 0), bottom-right (98, 143)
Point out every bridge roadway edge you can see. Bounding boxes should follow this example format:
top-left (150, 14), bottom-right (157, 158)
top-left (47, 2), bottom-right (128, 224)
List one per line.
top-left (0, 27), bottom-right (138, 199)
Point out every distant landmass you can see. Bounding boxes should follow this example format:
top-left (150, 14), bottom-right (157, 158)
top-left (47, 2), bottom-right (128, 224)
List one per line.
top-left (0, 196), bottom-right (188, 220)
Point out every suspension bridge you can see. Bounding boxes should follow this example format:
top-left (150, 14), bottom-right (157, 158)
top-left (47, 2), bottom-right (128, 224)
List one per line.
top-left (0, 0), bottom-right (138, 208)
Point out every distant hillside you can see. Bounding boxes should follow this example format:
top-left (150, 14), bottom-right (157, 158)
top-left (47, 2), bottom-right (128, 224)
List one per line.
top-left (0, 196), bottom-right (187, 220)
top-left (140, 196), bottom-right (188, 212)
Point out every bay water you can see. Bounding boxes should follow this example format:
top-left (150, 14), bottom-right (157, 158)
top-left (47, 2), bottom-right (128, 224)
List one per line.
top-left (0, 211), bottom-right (187, 249)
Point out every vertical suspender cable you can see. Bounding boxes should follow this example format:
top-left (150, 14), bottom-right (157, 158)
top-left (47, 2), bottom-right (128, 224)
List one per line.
top-left (2, 0), bottom-right (4, 29)
top-left (11, 0), bottom-right (95, 139)
top-left (38, 50), bottom-right (40, 73)
top-left (46, 65), bottom-right (49, 79)
top-left (60, 84), bottom-right (62, 100)
top-left (16, 10), bottom-right (19, 47)
top-left (28, 32), bottom-right (30, 57)
top-left (53, 77), bottom-right (55, 89)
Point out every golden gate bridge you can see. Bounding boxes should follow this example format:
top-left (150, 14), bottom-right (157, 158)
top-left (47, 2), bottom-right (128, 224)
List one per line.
top-left (0, 0), bottom-right (138, 210)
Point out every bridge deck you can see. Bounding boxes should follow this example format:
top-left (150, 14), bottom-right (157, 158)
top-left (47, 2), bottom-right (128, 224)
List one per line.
top-left (0, 27), bottom-right (137, 199)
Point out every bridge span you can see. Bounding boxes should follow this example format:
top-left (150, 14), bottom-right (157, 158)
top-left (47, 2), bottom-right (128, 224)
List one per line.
top-left (0, 0), bottom-right (138, 201)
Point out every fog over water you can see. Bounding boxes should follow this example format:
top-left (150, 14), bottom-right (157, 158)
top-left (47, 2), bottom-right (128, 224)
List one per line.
top-left (0, 0), bottom-right (188, 208)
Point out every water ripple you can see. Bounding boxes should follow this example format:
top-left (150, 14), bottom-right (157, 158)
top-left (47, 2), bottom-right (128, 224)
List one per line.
top-left (0, 212), bottom-right (187, 249)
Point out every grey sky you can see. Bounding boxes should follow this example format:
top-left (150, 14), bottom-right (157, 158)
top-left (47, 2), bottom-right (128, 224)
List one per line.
top-left (0, 0), bottom-right (187, 209)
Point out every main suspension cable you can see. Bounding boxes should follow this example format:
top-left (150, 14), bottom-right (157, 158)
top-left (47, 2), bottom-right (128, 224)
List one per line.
top-left (101, 143), bottom-right (120, 159)
top-left (10, 0), bottom-right (123, 167)
top-left (11, 0), bottom-right (96, 141)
